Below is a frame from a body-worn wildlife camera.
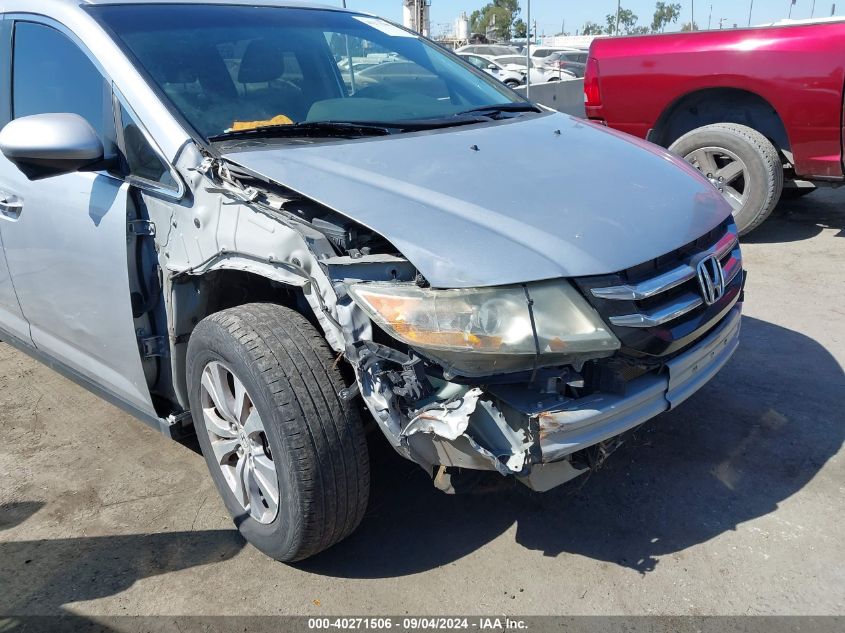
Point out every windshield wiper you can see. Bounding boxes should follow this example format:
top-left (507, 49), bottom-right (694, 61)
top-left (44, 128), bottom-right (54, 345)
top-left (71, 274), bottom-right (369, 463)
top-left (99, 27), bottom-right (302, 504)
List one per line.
top-left (453, 103), bottom-right (543, 118)
top-left (209, 120), bottom-right (394, 142)
top-left (209, 110), bottom-right (526, 142)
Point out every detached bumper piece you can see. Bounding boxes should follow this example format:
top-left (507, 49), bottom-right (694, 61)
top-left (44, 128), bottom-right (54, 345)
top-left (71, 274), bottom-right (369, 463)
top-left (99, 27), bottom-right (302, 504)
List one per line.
top-left (492, 306), bottom-right (741, 481)
top-left (398, 306), bottom-right (740, 493)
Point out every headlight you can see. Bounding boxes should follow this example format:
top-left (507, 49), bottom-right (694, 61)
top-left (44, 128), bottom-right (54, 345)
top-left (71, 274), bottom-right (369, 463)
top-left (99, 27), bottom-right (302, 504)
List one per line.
top-left (347, 280), bottom-right (620, 376)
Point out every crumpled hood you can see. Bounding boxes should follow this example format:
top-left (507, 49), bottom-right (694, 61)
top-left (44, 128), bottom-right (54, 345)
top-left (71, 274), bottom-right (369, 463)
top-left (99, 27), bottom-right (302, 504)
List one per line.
top-left (224, 112), bottom-right (731, 288)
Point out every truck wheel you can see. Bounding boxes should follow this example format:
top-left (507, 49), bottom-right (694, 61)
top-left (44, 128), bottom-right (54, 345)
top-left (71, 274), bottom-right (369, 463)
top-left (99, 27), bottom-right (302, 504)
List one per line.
top-left (504, 79), bottom-right (521, 88)
top-left (669, 123), bottom-right (783, 235)
top-left (186, 303), bottom-right (369, 562)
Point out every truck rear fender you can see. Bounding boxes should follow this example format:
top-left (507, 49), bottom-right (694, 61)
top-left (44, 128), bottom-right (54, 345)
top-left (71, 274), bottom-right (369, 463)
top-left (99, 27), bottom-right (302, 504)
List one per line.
top-left (651, 88), bottom-right (791, 162)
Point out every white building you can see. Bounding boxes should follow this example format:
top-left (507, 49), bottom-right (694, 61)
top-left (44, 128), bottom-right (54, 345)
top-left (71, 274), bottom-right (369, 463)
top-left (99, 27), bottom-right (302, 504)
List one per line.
top-left (402, 0), bottom-right (431, 37)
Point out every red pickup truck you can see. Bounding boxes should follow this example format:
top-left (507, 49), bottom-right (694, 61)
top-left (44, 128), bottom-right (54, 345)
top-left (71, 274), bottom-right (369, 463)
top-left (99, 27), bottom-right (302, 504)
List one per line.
top-left (585, 20), bottom-right (845, 234)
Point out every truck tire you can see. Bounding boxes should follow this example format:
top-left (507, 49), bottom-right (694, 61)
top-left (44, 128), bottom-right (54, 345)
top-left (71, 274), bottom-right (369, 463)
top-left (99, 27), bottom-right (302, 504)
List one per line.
top-left (186, 303), bottom-right (369, 562)
top-left (669, 123), bottom-right (783, 235)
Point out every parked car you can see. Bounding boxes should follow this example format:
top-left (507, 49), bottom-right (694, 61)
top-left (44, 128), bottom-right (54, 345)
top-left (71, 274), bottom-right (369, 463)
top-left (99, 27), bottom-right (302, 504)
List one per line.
top-left (543, 52), bottom-right (586, 78)
top-left (455, 43), bottom-right (520, 57)
top-left (492, 55), bottom-right (561, 84)
top-left (549, 50), bottom-right (589, 64)
top-left (527, 45), bottom-right (584, 68)
top-left (492, 54), bottom-right (529, 67)
top-left (0, 0), bottom-right (743, 562)
top-left (546, 69), bottom-right (577, 81)
top-left (586, 21), bottom-right (845, 234)
top-left (356, 60), bottom-right (434, 81)
top-left (459, 53), bottom-right (525, 87)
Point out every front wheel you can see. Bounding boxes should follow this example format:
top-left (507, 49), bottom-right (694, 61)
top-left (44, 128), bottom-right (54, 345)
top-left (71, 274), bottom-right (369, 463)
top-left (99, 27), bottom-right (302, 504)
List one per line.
top-left (187, 303), bottom-right (370, 562)
top-left (504, 79), bottom-right (521, 88)
top-left (669, 123), bottom-right (783, 235)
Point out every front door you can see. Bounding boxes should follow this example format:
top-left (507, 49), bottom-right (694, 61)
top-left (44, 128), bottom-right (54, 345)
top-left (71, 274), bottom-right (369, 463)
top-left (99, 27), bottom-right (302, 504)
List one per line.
top-left (0, 17), bottom-right (28, 343)
top-left (0, 18), bottom-right (156, 416)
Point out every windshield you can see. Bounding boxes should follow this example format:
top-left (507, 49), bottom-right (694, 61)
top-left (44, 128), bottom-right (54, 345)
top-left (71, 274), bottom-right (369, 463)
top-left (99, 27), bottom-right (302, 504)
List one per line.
top-left (89, 5), bottom-right (521, 141)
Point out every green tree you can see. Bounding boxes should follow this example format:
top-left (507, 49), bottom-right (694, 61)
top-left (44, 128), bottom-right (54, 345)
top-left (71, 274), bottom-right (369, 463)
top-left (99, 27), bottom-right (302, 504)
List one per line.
top-left (651, 2), bottom-right (682, 33)
top-left (581, 21), bottom-right (604, 35)
top-left (680, 20), bottom-right (699, 31)
top-left (513, 18), bottom-right (527, 38)
top-left (605, 7), bottom-right (639, 35)
top-left (469, 1), bottom-right (522, 39)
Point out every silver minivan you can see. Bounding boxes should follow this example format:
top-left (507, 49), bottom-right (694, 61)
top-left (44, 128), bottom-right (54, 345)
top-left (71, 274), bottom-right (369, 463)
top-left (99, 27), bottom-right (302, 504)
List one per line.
top-left (0, 0), bottom-right (743, 561)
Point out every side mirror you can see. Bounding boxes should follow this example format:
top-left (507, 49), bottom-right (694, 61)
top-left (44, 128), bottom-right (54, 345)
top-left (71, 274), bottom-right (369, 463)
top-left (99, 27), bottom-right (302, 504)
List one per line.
top-left (487, 64), bottom-right (498, 71)
top-left (0, 113), bottom-right (104, 180)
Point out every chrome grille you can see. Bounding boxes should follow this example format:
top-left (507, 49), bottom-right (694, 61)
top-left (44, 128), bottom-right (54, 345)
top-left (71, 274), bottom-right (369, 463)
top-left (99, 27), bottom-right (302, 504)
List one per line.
top-left (590, 223), bottom-right (742, 328)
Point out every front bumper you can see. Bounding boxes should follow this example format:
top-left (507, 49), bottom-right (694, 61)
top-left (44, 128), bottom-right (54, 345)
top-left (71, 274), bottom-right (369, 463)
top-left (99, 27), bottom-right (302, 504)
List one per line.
top-left (362, 303), bottom-right (741, 494)
top-left (495, 305), bottom-right (741, 464)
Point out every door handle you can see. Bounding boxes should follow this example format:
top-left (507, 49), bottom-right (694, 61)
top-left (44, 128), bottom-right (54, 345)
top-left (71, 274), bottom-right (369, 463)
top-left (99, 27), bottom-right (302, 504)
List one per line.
top-left (0, 192), bottom-right (23, 219)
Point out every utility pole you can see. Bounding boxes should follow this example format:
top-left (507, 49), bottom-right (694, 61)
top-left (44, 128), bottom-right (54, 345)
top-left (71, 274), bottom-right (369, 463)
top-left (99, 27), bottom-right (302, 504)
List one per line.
top-left (691, 0), bottom-right (695, 30)
top-left (748, 0), bottom-right (753, 26)
top-left (615, 0), bottom-right (621, 35)
top-left (833, 3), bottom-right (837, 16)
top-left (719, 16), bottom-right (725, 28)
top-left (708, 4), bottom-right (713, 28)
top-left (526, 0), bottom-right (531, 99)
top-left (811, 0), bottom-right (816, 16)
top-left (788, 0), bottom-right (795, 19)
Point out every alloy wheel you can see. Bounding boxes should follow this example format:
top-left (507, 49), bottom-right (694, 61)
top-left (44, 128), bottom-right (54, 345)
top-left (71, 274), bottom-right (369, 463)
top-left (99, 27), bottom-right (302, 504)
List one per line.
top-left (199, 361), bottom-right (280, 524)
top-left (684, 146), bottom-right (749, 213)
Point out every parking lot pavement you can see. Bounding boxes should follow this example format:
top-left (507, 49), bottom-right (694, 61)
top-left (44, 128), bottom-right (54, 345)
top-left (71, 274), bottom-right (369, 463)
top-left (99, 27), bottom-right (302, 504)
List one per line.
top-left (0, 189), bottom-right (843, 619)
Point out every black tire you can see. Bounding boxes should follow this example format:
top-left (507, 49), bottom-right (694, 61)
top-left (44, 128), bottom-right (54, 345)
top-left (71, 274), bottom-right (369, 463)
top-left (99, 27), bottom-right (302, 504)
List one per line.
top-left (504, 79), bottom-right (521, 88)
top-left (187, 303), bottom-right (369, 562)
top-left (669, 123), bottom-right (783, 236)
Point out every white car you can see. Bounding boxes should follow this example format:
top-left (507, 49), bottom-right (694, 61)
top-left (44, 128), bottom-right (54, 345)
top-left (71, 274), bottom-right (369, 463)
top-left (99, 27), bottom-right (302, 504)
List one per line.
top-left (459, 53), bottom-right (525, 87)
top-left (455, 44), bottom-right (520, 57)
top-left (527, 45), bottom-right (585, 68)
top-left (492, 55), bottom-right (564, 84)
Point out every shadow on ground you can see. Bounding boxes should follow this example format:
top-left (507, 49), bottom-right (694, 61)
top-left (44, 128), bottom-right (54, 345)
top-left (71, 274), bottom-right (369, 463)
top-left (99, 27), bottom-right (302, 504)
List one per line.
top-left (298, 315), bottom-right (844, 578)
top-left (0, 526), bottom-right (245, 617)
top-left (0, 502), bottom-right (44, 532)
top-left (0, 503), bottom-right (244, 629)
top-left (743, 188), bottom-right (845, 244)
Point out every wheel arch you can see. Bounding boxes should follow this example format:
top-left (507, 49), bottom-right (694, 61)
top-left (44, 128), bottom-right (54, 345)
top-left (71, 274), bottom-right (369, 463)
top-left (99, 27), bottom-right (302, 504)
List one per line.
top-left (166, 265), bottom-right (342, 412)
top-left (651, 88), bottom-right (791, 160)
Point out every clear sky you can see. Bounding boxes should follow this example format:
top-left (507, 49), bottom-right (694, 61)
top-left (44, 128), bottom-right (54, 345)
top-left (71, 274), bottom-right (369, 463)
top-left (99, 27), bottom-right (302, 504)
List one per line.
top-left (341, 1), bottom-right (839, 36)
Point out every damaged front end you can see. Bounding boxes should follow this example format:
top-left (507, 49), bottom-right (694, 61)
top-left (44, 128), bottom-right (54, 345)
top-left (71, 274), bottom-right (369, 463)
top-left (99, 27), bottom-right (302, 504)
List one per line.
top-left (172, 156), bottom-right (629, 493)
top-left (338, 279), bottom-right (631, 493)
top-left (345, 295), bottom-right (741, 493)
top-left (169, 154), bottom-right (740, 496)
